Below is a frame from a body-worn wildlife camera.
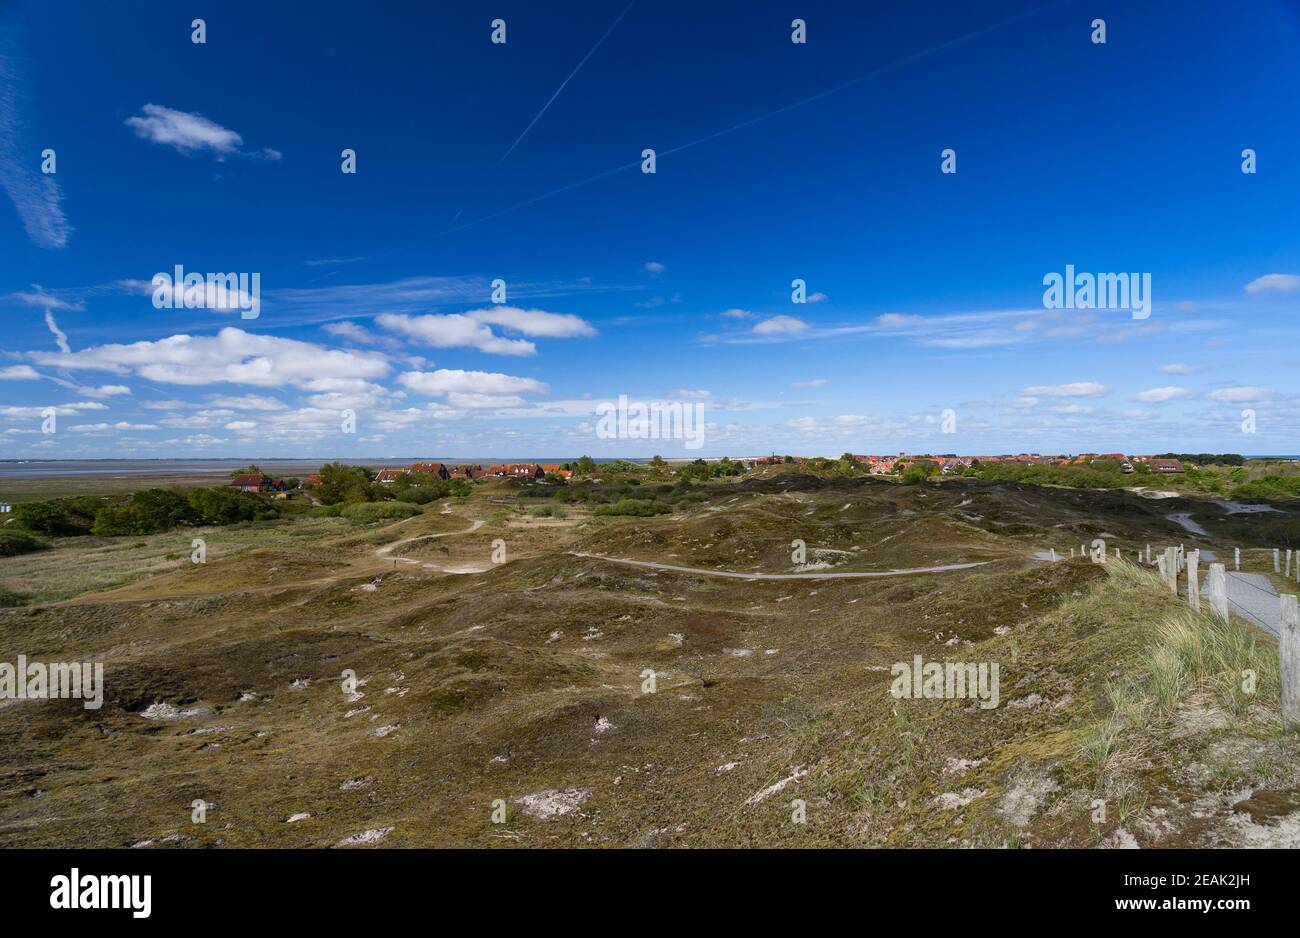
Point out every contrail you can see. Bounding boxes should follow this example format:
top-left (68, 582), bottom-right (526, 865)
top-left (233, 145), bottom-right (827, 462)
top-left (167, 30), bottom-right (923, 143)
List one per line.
top-left (381, 0), bottom-right (1067, 258)
top-left (497, 1), bottom-right (635, 165)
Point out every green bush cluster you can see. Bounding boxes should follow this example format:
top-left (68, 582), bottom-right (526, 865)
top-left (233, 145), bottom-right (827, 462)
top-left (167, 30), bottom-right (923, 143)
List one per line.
top-left (593, 498), bottom-right (673, 517)
top-left (10, 496), bottom-right (104, 535)
top-left (0, 530), bottom-right (48, 557)
top-left (89, 487), bottom-right (280, 536)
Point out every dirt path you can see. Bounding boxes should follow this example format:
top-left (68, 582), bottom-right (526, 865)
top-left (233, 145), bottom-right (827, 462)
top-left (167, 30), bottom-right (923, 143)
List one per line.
top-left (374, 519), bottom-right (485, 558)
top-left (568, 551), bottom-right (992, 580)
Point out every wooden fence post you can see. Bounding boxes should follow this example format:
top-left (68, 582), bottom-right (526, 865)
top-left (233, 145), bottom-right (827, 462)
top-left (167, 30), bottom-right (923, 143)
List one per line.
top-left (1235, 546), bottom-right (1240, 571)
top-left (1165, 547), bottom-right (1179, 595)
top-left (1187, 550), bottom-right (1200, 612)
top-left (1287, 549), bottom-right (1293, 578)
top-left (1208, 563), bottom-right (1229, 622)
top-left (1282, 595), bottom-right (1299, 734)
top-left (1275, 549), bottom-right (1281, 573)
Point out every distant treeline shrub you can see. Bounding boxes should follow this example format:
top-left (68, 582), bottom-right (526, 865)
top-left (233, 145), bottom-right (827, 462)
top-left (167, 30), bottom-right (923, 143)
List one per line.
top-left (90, 487), bottom-right (280, 536)
top-left (1154, 453), bottom-right (1245, 466)
top-left (972, 464), bottom-right (1129, 490)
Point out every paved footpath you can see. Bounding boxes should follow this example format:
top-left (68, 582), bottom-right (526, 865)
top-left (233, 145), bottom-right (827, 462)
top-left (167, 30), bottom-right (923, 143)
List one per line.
top-left (1202, 571), bottom-right (1283, 637)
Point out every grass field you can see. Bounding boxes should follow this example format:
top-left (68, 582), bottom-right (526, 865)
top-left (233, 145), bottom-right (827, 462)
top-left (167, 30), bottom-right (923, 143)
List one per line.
top-left (1, 471), bottom-right (1297, 847)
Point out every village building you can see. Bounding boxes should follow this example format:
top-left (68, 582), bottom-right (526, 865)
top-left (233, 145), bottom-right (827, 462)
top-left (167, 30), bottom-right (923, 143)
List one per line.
top-left (407, 462), bottom-right (450, 479)
top-left (229, 473), bottom-right (284, 493)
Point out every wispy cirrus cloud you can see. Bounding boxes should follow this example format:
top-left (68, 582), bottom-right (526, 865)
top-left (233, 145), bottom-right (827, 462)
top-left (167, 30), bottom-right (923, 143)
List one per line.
top-left (0, 57), bottom-right (70, 249)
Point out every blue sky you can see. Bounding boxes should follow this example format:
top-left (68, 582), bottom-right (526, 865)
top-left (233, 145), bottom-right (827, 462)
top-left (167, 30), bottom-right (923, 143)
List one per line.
top-left (2, 0), bottom-right (1299, 460)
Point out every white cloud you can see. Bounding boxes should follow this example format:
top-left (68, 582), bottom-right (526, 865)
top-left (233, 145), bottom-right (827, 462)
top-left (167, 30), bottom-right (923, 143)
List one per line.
top-left (31, 327), bottom-right (390, 389)
top-left (465, 306), bottom-right (596, 338)
top-left (753, 315), bottom-right (809, 336)
top-left (81, 384), bottom-right (132, 398)
top-left (376, 313), bottom-right (535, 356)
top-left (69, 421), bottom-right (158, 432)
top-left (720, 308), bottom-right (751, 319)
top-left (1020, 382), bottom-right (1109, 398)
top-left (644, 261), bottom-right (665, 274)
top-left (1158, 363), bottom-right (1196, 375)
top-left (397, 369), bottom-right (548, 397)
top-left (124, 104), bottom-right (244, 157)
top-left (322, 321), bottom-right (379, 344)
top-left (204, 393), bottom-right (288, 411)
top-left (148, 276), bottom-right (260, 318)
top-left (0, 365), bottom-right (40, 380)
top-left (1135, 386), bottom-right (1190, 403)
top-left (807, 292), bottom-right (828, 303)
top-left (666, 389), bottom-right (710, 399)
top-left (7, 288), bottom-right (81, 311)
top-left (1244, 273), bottom-right (1300, 294)
top-left (0, 401), bottom-right (107, 419)
top-left (44, 310), bottom-right (70, 354)
top-left (877, 313), bottom-right (925, 327)
top-left (791, 378), bottom-right (827, 388)
top-left (444, 392), bottom-right (529, 409)
top-left (1207, 386), bottom-right (1270, 403)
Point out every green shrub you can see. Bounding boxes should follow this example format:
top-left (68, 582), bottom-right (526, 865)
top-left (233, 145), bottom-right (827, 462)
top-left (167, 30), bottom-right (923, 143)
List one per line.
top-left (340, 501), bottom-right (422, 522)
top-left (92, 489), bottom-right (198, 536)
top-left (0, 530), bottom-right (48, 558)
top-left (186, 486), bottom-right (279, 524)
top-left (529, 504), bottom-right (567, 518)
top-left (315, 462), bottom-right (380, 505)
top-left (0, 588), bottom-right (29, 608)
top-left (12, 497), bottom-right (102, 535)
top-left (593, 498), bottom-right (672, 517)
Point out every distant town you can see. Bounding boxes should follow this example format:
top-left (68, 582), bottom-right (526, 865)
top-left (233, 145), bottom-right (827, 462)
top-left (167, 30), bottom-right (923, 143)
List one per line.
top-left (217, 453), bottom-right (1248, 494)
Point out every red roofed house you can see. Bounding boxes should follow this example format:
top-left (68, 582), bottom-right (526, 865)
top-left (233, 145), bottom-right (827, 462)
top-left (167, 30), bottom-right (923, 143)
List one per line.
top-left (230, 473), bottom-right (277, 493)
top-left (407, 462), bottom-right (450, 479)
top-left (540, 464), bottom-right (573, 478)
top-left (1149, 458), bottom-right (1185, 474)
top-left (375, 468), bottom-right (408, 484)
top-left (504, 463), bottom-right (544, 479)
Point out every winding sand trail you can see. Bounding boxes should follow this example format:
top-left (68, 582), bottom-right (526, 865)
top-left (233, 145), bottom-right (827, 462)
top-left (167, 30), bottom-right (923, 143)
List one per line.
top-left (375, 519), bottom-right (485, 558)
top-left (568, 551), bottom-right (991, 580)
top-left (376, 519), bottom-right (489, 572)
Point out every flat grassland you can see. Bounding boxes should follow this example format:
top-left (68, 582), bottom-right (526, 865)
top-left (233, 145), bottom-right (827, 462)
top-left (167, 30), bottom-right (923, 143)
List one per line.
top-left (2, 472), bottom-right (1298, 848)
